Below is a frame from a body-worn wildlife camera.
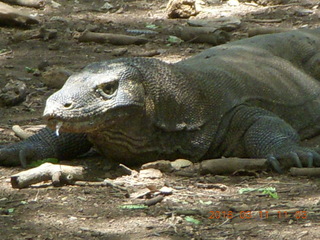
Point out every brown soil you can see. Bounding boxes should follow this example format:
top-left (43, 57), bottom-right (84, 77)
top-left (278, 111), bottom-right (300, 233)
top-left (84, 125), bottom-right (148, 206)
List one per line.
top-left (1, 0), bottom-right (320, 239)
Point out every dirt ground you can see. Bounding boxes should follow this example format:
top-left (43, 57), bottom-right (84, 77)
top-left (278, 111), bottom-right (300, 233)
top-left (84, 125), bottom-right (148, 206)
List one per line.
top-left (1, 0), bottom-right (320, 239)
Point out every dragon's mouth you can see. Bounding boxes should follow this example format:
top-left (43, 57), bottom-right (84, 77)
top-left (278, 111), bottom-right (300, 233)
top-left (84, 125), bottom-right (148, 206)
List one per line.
top-left (44, 107), bottom-right (136, 134)
top-left (45, 115), bottom-right (110, 134)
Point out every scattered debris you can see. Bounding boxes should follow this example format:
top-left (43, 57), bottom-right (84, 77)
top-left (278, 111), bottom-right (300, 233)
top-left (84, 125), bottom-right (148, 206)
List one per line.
top-left (195, 183), bottom-right (228, 191)
top-left (10, 28), bottom-right (57, 43)
top-left (119, 204), bottom-right (148, 209)
top-left (126, 29), bottom-right (158, 35)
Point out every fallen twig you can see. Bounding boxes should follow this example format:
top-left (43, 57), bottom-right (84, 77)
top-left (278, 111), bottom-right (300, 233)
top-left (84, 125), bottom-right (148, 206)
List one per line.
top-left (200, 158), bottom-right (268, 175)
top-left (290, 167), bottom-right (320, 177)
top-left (11, 163), bottom-right (87, 188)
top-left (171, 26), bottom-right (230, 45)
top-left (248, 27), bottom-right (292, 37)
top-left (0, 2), bottom-right (39, 25)
top-left (78, 30), bottom-right (148, 45)
top-left (195, 183), bottom-right (228, 191)
top-left (144, 195), bottom-right (164, 206)
top-left (245, 18), bottom-right (283, 23)
top-left (1, 0), bottom-right (45, 8)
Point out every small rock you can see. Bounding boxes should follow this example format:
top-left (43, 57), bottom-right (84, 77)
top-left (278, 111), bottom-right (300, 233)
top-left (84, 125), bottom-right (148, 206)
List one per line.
top-left (42, 66), bottom-right (72, 89)
top-left (85, 24), bottom-right (100, 32)
top-left (0, 80), bottom-right (27, 107)
top-left (100, 2), bottom-right (114, 11)
top-left (111, 48), bottom-right (128, 56)
top-left (141, 160), bottom-right (173, 172)
top-left (39, 28), bottom-right (58, 41)
top-left (50, 16), bottom-right (68, 23)
top-left (51, 0), bottom-right (61, 8)
top-left (139, 168), bottom-right (163, 179)
top-left (33, 70), bottom-right (41, 76)
top-left (94, 47), bottom-right (103, 53)
top-left (227, 0), bottom-right (239, 6)
top-left (171, 159), bottom-right (192, 170)
top-left (166, 0), bottom-right (198, 19)
top-left (159, 186), bottom-right (173, 195)
top-left (38, 61), bottom-right (50, 71)
top-left (294, 9), bottom-right (313, 17)
top-left (48, 43), bottom-right (60, 50)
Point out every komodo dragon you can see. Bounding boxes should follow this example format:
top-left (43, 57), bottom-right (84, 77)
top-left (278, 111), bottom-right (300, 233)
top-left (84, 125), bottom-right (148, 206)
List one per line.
top-left (2, 28), bottom-right (320, 172)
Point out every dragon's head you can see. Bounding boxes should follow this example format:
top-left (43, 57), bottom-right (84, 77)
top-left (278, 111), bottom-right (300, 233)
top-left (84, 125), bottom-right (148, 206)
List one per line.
top-left (43, 60), bottom-right (147, 133)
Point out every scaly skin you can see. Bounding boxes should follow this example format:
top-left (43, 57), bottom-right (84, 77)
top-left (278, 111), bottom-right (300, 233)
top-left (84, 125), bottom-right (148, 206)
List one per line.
top-left (2, 28), bottom-right (320, 171)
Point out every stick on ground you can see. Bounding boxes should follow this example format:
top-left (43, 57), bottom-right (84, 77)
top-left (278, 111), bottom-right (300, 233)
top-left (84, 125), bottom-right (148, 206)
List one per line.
top-left (290, 167), bottom-right (320, 177)
top-left (11, 163), bottom-right (87, 188)
top-left (1, 0), bottom-right (45, 8)
top-left (200, 158), bottom-right (268, 175)
top-left (78, 30), bottom-right (148, 45)
top-left (0, 2), bottom-right (39, 25)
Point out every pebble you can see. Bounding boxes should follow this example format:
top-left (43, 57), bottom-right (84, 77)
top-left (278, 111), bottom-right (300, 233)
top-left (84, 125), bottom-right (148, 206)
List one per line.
top-left (139, 168), bottom-right (163, 179)
top-left (171, 159), bottom-right (192, 170)
top-left (159, 186), bottom-right (173, 195)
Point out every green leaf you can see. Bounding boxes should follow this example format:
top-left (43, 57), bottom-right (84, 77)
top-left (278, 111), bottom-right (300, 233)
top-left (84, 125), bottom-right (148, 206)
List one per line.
top-left (7, 208), bottom-right (15, 213)
top-left (199, 200), bottom-right (212, 205)
top-left (167, 35), bottom-right (183, 44)
top-left (262, 189), bottom-right (279, 199)
top-left (145, 24), bottom-right (158, 29)
top-left (238, 188), bottom-right (256, 194)
top-left (239, 187), bottom-right (278, 199)
top-left (28, 158), bottom-right (59, 168)
top-left (25, 67), bottom-right (37, 73)
top-left (20, 201), bottom-right (28, 205)
top-left (119, 204), bottom-right (148, 209)
top-left (185, 216), bottom-right (201, 225)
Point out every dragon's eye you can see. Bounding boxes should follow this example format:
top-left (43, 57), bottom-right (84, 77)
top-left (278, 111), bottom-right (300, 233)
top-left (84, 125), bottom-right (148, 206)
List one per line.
top-left (97, 81), bottom-right (119, 98)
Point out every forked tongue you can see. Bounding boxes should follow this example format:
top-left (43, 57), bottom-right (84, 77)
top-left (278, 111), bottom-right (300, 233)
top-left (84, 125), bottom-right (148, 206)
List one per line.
top-left (55, 122), bottom-right (63, 136)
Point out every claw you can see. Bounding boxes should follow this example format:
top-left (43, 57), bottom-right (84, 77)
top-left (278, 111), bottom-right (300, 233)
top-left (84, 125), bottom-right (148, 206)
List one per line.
top-left (268, 155), bottom-right (283, 173)
top-left (311, 151), bottom-right (320, 167)
top-left (306, 153), bottom-right (313, 168)
top-left (290, 152), bottom-right (303, 168)
top-left (19, 149), bottom-right (27, 168)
